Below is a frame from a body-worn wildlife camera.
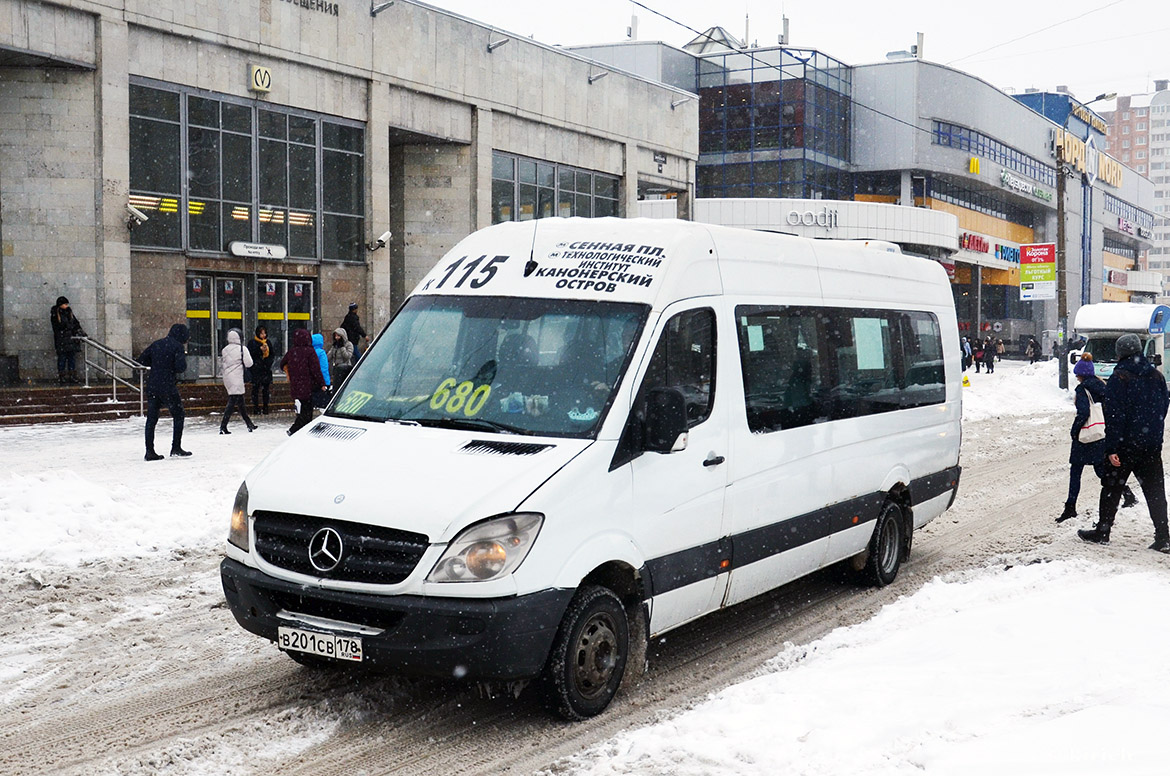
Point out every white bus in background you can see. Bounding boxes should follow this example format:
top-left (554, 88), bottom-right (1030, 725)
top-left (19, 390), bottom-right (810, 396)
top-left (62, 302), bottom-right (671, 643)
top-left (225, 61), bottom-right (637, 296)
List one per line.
top-left (220, 217), bottom-right (963, 719)
top-left (1071, 302), bottom-right (1170, 379)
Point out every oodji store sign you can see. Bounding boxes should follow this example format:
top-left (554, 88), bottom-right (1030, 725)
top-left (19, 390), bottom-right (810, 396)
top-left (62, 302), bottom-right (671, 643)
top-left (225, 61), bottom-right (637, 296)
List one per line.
top-left (786, 207), bottom-right (839, 229)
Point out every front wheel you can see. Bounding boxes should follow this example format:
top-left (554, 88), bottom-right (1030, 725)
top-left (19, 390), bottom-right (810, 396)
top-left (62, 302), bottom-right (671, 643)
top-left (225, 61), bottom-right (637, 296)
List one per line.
top-left (539, 585), bottom-right (629, 720)
top-left (863, 501), bottom-right (905, 587)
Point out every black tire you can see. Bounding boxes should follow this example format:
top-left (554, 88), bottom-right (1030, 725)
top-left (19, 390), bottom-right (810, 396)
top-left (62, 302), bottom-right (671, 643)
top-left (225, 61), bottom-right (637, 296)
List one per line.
top-left (863, 501), bottom-right (905, 587)
top-left (540, 585), bottom-right (629, 720)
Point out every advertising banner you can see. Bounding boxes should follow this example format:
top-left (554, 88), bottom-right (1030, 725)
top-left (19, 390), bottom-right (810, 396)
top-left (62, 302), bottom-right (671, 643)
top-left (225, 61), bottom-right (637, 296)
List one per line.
top-left (1020, 243), bottom-right (1057, 301)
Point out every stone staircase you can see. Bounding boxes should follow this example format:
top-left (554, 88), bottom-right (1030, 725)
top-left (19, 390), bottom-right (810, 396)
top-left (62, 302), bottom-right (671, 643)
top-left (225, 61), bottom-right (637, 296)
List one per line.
top-left (0, 380), bottom-right (294, 426)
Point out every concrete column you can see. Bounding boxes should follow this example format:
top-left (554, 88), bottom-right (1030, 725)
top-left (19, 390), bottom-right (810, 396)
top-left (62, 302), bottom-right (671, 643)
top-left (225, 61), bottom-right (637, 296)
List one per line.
top-left (366, 78), bottom-right (393, 328)
top-left (96, 16), bottom-right (132, 354)
top-left (472, 106), bottom-right (493, 231)
top-left (900, 170), bottom-right (913, 206)
top-left (623, 141), bottom-right (639, 216)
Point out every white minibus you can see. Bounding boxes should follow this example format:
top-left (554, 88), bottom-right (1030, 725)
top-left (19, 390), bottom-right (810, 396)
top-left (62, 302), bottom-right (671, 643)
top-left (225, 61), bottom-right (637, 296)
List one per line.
top-left (1071, 302), bottom-right (1170, 379)
top-left (221, 218), bottom-right (962, 719)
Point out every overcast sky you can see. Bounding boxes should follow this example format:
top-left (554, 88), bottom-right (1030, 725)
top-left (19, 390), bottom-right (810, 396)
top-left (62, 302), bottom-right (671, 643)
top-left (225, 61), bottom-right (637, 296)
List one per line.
top-left (420, 0), bottom-right (1165, 104)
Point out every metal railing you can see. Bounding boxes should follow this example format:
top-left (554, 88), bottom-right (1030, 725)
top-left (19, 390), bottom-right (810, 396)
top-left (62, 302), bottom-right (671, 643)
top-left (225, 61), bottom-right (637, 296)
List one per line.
top-left (77, 337), bottom-right (148, 415)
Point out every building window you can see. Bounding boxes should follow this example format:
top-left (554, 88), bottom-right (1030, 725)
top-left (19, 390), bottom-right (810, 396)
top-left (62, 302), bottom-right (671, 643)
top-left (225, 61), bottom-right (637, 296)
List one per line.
top-left (490, 152), bottom-right (619, 224)
top-left (1123, 126), bottom-right (1131, 134)
top-left (129, 80), bottom-right (365, 262)
top-left (931, 121), bottom-right (1055, 187)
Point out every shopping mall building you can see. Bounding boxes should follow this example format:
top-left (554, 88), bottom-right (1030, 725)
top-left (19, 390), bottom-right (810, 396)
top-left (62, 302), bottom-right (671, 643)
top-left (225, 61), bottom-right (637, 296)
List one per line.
top-left (580, 33), bottom-right (1158, 351)
top-left (0, 0), bottom-right (695, 380)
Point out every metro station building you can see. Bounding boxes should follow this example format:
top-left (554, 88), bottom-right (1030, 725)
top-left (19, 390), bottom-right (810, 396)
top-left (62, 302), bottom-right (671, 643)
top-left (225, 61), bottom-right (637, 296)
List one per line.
top-left (0, 0), bottom-right (696, 380)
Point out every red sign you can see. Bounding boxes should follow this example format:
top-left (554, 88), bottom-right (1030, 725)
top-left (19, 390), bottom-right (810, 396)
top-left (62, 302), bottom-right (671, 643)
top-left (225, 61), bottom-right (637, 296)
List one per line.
top-left (1021, 243), bottom-right (1056, 264)
top-left (960, 233), bottom-right (990, 253)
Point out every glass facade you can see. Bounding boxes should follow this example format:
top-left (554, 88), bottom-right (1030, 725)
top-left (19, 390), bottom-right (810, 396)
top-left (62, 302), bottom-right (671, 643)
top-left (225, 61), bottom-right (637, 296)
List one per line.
top-left (129, 80), bottom-right (365, 262)
top-left (931, 121), bottom-right (1056, 188)
top-left (696, 47), bottom-right (851, 200)
top-left (490, 153), bottom-right (619, 223)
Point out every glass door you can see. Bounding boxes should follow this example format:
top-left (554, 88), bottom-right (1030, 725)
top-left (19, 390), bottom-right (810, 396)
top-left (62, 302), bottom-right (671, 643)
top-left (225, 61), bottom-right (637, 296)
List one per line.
top-left (185, 275), bottom-right (213, 378)
top-left (255, 279), bottom-right (315, 368)
top-left (215, 278), bottom-right (245, 374)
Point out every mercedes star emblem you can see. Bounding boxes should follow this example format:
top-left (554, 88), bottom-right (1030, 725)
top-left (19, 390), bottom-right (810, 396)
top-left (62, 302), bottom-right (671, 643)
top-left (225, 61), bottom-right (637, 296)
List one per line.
top-left (308, 527), bottom-right (344, 573)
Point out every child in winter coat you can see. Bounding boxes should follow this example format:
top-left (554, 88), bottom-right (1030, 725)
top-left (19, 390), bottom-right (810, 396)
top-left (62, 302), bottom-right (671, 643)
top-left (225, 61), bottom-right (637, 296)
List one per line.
top-left (219, 329), bottom-right (257, 434)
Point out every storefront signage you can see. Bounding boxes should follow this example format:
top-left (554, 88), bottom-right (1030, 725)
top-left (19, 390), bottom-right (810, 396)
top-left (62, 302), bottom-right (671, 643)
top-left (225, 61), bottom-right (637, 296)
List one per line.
top-left (1138, 225), bottom-right (1152, 239)
top-left (1070, 103), bottom-right (1108, 135)
top-left (785, 207), bottom-right (839, 230)
top-left (1052, 128), bottom-right (1124, 188)
top-left (229, 241), bottom-right (288, 259)
top-left (1108, 269), bottom-right (1128, 287)
top-left (960, 232), bottom-right (1020, 264)
top-left (1020, 243), bottom-right (1057, 301)
top-left (1118, 217), bottom-right (1135, 235)
top-left (1000, 170), bottom-right (1053, 202)
top-left (280, 0), bottom-right (340, 16)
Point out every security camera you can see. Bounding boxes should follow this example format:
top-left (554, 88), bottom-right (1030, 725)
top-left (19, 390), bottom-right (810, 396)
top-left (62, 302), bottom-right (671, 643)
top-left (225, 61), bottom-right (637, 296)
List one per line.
top-left (126, 203), bottom-right (149, 227)
top-left (367, 230), bottom-right (392, 251)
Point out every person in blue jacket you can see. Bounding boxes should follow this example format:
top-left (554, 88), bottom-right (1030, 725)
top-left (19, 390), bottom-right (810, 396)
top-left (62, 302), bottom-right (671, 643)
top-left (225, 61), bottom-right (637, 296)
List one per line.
top-left (311, 332), bottom-right (331, 408)
top-left (138, 323), bottom-right (192, 461)
top-left (1079, 334), bottom-right (1170, 551)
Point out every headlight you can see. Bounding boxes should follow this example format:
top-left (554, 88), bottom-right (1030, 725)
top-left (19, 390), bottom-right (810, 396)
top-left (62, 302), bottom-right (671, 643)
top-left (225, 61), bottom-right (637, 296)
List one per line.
top-left (228, 482), bottom-right (249, 550)
top-left (427, 513), bottom-right (543, 583)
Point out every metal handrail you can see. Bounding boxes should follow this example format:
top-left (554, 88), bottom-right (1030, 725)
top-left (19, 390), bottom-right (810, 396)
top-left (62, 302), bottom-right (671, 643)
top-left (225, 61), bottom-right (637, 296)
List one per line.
top-left (76, 337), bottom-right (148, 415)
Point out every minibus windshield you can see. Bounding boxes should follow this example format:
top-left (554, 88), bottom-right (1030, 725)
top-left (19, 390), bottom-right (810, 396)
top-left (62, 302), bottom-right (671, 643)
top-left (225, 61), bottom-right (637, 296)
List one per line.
top-left (329, 295), bottom-right (649, 437)
top-left (1083, 335), bottom-right (1153, 362)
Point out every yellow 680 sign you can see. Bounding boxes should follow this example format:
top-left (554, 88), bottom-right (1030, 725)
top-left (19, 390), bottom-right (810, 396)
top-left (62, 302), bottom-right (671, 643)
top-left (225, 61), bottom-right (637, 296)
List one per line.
top-left (429, 378), bottom-right (492, 416)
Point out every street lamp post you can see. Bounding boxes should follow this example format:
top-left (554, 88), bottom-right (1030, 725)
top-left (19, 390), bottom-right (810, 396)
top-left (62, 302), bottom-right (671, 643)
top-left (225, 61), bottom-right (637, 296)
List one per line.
top-left (1054, 91), bottom-right (1116, 390)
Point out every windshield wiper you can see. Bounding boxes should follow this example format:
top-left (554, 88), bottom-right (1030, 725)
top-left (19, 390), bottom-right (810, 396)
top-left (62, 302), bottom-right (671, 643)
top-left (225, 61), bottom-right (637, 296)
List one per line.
top-left (413, 417), bottom-right (531, 435)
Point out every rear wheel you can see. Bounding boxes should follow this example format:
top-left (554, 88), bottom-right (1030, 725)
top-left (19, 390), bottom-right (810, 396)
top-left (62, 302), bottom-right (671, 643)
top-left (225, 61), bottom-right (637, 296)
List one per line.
top-left (540, 585), bottom-right (629, 720)
top-left (863, 501), bottom-right (905, 587)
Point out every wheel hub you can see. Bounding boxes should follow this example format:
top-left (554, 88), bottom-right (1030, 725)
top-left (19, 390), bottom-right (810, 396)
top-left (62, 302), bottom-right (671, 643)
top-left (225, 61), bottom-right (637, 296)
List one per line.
top-left (573, 615), bottom-right (618, 699)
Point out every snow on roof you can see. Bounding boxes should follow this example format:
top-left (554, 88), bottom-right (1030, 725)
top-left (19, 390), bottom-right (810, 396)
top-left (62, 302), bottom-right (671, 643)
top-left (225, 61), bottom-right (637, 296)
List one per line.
top-left (1073, 302), bottom-right (1170, 333)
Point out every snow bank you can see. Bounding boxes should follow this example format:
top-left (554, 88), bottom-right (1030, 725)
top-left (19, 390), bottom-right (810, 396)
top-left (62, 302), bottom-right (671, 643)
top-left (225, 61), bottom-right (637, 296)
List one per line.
top-left (568, 559), bottom-right (1170, 776)
top-left (961, 358), bottom-right (1072, 422)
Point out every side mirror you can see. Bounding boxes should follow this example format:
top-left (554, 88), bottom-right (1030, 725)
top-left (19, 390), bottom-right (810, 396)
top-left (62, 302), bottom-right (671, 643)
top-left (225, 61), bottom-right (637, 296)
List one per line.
top-left (643, 387), bottom-right (688, 453)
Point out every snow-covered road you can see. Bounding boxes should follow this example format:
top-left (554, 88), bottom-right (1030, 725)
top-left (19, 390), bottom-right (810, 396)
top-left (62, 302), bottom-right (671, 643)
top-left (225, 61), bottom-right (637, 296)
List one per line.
top-left (1, 359), bottom-right (1167, 775)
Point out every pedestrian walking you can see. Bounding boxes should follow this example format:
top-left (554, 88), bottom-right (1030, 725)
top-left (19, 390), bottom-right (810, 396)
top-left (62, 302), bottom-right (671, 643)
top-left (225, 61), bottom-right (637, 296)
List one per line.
top-left (218, 328), bottom-right (257, 434)
top-left (311, 332), bottom-right (331, 409)
top-left (996, 338), bottom-right (1005, 361)
top-left (961, 337), bottom-right (973, 372)
top-left (973, 339), bottom-right (984, 373)
top-left (1078, 334), bottom-right (1170, 552)
top-left (247, 325), bottom-right (274, 416)
top-left (1058, 354), bottom-right (1135, 522)
top-left (982, 336), bottom-right (995, 374)
top-left (280, 328), bottom-right (324, 436)
top-left (49, 296), bottom-right (87, 384)
top-left (139, 323), bottom-right (192, 460)
top-left (340, 302), bottom-right (368, 362)
top-left (328, 327), bottom-right (354, 385)
top-left (1025, 336), bottom-right (1039, 364)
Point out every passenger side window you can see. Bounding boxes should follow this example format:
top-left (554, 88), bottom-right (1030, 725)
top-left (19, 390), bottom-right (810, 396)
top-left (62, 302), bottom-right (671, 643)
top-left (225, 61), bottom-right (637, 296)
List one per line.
top-left (899, 312), bottom-right (946, 408)
top-left (827, 313), bottom-right (899, 418)
top-left (640, 308), bottom-right (716, 427)
top-left (737, 306), bottom-right (825, 432)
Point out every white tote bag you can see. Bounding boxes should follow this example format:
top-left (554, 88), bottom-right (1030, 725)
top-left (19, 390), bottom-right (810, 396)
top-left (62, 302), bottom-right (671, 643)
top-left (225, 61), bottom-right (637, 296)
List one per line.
top-left (1078, 393), bottom-right (1106, 444)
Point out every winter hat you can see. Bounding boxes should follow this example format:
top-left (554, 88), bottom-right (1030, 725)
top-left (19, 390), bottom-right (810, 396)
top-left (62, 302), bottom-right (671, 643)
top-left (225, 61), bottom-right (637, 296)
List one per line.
top-left (348, 302), bottom-right (358, 310)
top-left (1073, 357), bottom-right (1095, 377)
top-left (1116, 334), bottom-right (1142, 359)
top-left (56, 296), bottom-right (69, 306)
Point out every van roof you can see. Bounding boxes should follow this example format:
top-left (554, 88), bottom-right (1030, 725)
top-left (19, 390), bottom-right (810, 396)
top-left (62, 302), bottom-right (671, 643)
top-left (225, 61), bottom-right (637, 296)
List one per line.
top-left (412, 217), bottom-right (953, 311)
top-left (1074, 302), bottom-right (1170, 334)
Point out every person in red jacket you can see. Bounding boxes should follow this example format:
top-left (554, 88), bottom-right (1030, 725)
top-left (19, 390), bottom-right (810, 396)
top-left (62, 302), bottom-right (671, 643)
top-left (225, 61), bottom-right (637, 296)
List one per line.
top-left (279, 328), bottom-right (324, 436)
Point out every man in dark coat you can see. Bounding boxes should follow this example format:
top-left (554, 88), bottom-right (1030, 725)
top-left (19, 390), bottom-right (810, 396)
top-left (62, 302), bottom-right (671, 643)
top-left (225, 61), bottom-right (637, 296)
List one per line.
top-left (280, 327), bottom-right (324, 436)
top-left (1080, 334), bottom-right (1170, 551)
top-left (340, 302), bottom-right (368, 362)
top-left (139, 323), bottom-right (192, 460)
top-left (50, 296), bottom-right (87, 383)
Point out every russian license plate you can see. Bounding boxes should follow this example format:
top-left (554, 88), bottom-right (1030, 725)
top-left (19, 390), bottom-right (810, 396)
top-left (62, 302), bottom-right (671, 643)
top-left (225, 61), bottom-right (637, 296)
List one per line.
top-left (278, 626), bottom-right (363, 662)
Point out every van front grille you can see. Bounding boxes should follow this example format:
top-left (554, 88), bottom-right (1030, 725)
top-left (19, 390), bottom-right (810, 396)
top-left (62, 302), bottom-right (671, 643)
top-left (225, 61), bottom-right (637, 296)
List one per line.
top-left (253, 511), bottom-right (429, 584)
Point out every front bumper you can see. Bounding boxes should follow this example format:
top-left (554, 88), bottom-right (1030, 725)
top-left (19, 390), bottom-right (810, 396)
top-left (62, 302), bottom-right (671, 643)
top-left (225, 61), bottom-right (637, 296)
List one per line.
top-left (221, 558), bottom-right (574, 681)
